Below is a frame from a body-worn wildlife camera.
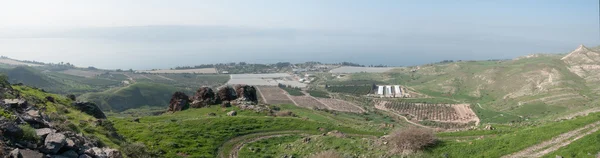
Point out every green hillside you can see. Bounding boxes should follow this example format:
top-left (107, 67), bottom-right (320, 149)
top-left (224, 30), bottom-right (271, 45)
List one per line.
top-left (80, 82), bottom-right (187, 112)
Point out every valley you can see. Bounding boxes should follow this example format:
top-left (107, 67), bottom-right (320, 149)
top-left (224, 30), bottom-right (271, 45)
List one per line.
top-left (1, 45), bottom-right (600, 157)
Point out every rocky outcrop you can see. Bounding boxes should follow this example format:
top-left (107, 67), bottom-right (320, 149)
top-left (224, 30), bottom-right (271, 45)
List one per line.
top-left (41, 132), bottom-right (66, 154)
top-left (233, 85), bottom-right (258, 104)
top-left (72, 102), bottom-right (107, 119)
top-left (167, 92), bottom-right (190, 112)
top-left (0, 87), bottom-right (122, 158)
top-left (216, 87), bottom-right (236, 103)
top-left (190, 87), bottom-right (215, 108)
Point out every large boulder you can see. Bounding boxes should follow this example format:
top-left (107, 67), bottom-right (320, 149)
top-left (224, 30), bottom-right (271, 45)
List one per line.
top-left (216, 87), bottom-right (236, 103)
top-left (9, 148), bottom-right (44, 158)
top-left (190, 87), bottom-right (215, 108)
top-left (35, 128), bottom-right (54, 138)
top-left (72, 102), bottom-right (106, 119)
top-left (233, 85), bottom-right (258, 104)
top-left (42, 132), bottom-right (67, 154)
top-left (0, 121), bottom-right (23, 139)
top-left (167, 92), bottom-right (190, 112)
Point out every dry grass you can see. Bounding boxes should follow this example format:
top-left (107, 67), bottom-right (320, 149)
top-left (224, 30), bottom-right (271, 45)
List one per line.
top-left (310, 150), bottom-right (342, 158)
top-left (389, 127), bottom-right (437, 154)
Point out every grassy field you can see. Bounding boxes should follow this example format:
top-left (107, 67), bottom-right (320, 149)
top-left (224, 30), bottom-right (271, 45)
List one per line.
top-left (545, 128), bottom-right (600, 157)
top-left (111, 105), bottom-right (384, 157)
top-left (424, 112), bottom-right (600, 157)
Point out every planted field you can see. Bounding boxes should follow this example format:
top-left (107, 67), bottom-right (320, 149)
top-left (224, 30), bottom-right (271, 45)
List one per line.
top-left (307, 90), bottom-right (330, 98)
top-left (60, 69), bottom-right (104, 78)
top-left (326, 85), bottom-right (373, 95)
top-left (289, 96), bottom-right (328, 109)
top-left (281, 87), bottom-right (304, 96)
top-left (317, 98), bottom-right (365, 113)
top-left (382, 101), bottom-right (479, 125)
top-left (136, 68), bottom-right (217, 74)
top-left (256, 86), bottom-right (294, 105)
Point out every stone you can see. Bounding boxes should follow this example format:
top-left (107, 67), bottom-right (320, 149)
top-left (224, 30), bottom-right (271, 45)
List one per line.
top-left (484, 125), bottom-right (495, 130)
top-left (27, 110), bottom-right (40, 117)
top-left (43, 132), bottom-right (67, 154)
top-left (10, 148), bottom-right (44, 158)
top-left (60, 150), bottom-right (79, 158)
top-left (78, 154), bottom-right (93, 158)
top-left (167, 92), bottom-right (190, 112)
top-left (35, 128), bottom-right (54, 137)
top-left (227, 111), bottom-right (237, 116)
top-left (1, 121), bottom-right (23, 138)
top-left (72, 102), bottom-right (107, 119)
top-left (103, 148), bottom-right (122, 158)
top-left (190, 87), bottom-right (216, 108)
top-left (65, 138), bottom-right (76, 149)
top-left (92, 147), bottom-right (107, 158)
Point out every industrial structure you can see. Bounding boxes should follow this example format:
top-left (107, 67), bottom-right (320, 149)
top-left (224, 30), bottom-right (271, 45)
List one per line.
top-left (373, 85), bottom-right (409, 98)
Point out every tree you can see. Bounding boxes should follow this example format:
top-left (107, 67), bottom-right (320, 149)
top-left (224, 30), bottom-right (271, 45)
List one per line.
top-left (389, 127), bottom-right (437, 154)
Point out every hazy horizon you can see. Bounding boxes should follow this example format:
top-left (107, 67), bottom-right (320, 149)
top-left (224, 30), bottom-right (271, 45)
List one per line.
top-left (1, 0), bottom-right (599, 69)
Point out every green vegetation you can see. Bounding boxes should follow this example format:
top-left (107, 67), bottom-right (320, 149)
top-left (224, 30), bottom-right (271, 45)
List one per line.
top-left (424, 112), bottom-right (600, 157)
top-left (111, 105), bottom-right (381, 157)
top-left (12, 85), bottom-right (123, 148)
top-left (19, 124), bottom-right (40, 141)
top-left (280, 87), bottom-right (304, 96)
top-left (545, 129), bottom-right (600, 157)
top-left (326, 85), bottom-right (373, 95)
top-left (307, 90), bottom-right (330, 98)
top-left (79, 82), bottom-right (184, 112)
top-left (238, 135), bottom-right (303, 157)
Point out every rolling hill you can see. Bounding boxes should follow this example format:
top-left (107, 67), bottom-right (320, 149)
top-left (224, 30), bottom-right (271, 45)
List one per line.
top-left (79, 82), bottom-right (188, 112)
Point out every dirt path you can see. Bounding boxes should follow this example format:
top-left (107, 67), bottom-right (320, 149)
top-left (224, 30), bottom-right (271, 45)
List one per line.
top-left (374, 101), bottom-right (430, 129)
top-left (229, 134), bottom-right (298, 158)
top-left (255, 87), bottom-right (269, 104)
top-left (282, 91), bottom-right (300, 107)
top-left (502, 121), bottom-right (600, 158)
top-left (221, 130), bottom-right (378, 158)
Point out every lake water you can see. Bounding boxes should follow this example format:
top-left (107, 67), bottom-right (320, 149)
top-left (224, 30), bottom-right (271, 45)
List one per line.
top-left (0, 37), bottom-right (575, 70)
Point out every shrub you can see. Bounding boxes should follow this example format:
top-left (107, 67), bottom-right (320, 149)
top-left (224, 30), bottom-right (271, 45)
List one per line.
top-left (122, 142), bottom-right (152, 158)
top-left (310, 150), bottom-right (342, 158)
top-left (389, 127), bottom-right (437, 154)
top-left (19, 125), bottom-right (39, 142)
top-left (275, 110), bottom-right (295, 117)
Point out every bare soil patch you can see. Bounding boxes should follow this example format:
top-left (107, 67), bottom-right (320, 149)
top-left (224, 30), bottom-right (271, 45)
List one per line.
top-left (256, 86), bottom-right (295, 105)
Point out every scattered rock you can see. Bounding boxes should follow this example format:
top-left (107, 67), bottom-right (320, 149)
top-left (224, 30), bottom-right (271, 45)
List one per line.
top-left (167, 92), bottom-right (190, 112)
top-left (78, 154), bottom-right (93, 158)
top-left (326, 130), bottom-right (346, 138)
top-left (555, 156), bottom-right (563, 158)
top-left (0, 121), bottom-right (23, 138)
top-left (72, 102), bottom-right (106, 119)
top-left (35, 128), bottom-right (54, 138)
top-left (207, 113), bottom-right (216, 116)
top-left (132, 118), bottom-right (140, 123)
top-left (484, 125), bottom-right (495, 130)
top-left (9, 148), bottom-right (44, 158)
top-left (66, 94), bottom-right (77, 101)
top-left (45, 96), bottom-right (55, 103)
top-left (42, 132), bottom-right (67, 154)
top-left (221, 101), bottom-right (231, 108)
top-left (227, 111), bottom-right (237, 116)
top-left (103, 147), bottom-right (122, 158)
top-left (303, 137), bottom-right (311, 143)
top-left (59, 150), bottom-right (78, 158)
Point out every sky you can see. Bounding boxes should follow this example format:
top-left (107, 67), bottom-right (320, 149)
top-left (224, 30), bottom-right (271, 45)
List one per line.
top-left (0, 0), bottom-right (599, 69)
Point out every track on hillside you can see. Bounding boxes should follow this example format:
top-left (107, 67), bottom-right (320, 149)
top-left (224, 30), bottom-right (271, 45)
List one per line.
top-left (218, 130), bottom-right (378, 158)
top-left (502, 121), bottom-right (600, 158)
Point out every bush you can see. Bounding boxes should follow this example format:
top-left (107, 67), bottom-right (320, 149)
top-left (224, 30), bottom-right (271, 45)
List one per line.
top-left (310, 150), bottom-right (342, 158)
top-left (122, 142), bottom-right (152, 158)
top-left (275, 110), bottom-right (295, 117)
top-left (19, 125), bottom-right (39, 142)
top-left (389, 127), bottom-right (437, 154)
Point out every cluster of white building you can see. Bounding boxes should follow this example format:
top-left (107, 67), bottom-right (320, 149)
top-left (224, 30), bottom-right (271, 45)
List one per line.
top-left (375, 85), bottom-right (409, 98)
